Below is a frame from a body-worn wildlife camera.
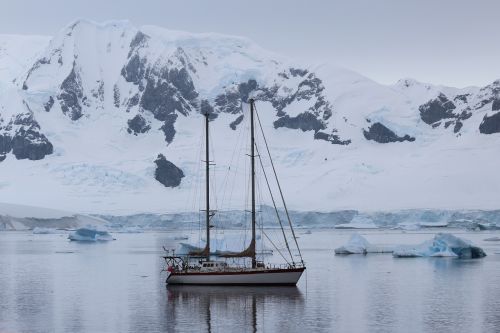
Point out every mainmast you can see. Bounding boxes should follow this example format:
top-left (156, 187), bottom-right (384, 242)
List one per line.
top-left (250, 98), bottom-right (257, 268)
top-left (204, 112), bottom-right (210, 261)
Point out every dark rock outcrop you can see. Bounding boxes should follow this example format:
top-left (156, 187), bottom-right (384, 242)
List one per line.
top-left (44, 96), bottom-right (54, 112)
top-left (419, 93), bottom-right (471, 133)
top-left (58, 63), bottom-right (84, 120)
top-left (0, 133), bottom-right (12, 155)
top-left (230, 115), bottom-right (244, 130)
top-left (492, 99), bottom-right (500, 111)
top-left (154, 154), bottom-right (184, 187)
top-left (160, 114), bottom-right (178, 144)
top-left (314, 131), bottom-right (351, 145)
top-left (363, 122), bottom-right (415, 143)
top-left (127, 114), bottom-right (151, 135)
top-left (0, 113), bottom-right (53, 161)
top-left (121, 46), bottom-right (199, 144)
top-left (419, 93), bottom-right (456, 125)
top-left (479, 112), bottom-right (500, 134)
top-left (274, 112), bottom-right (326, 132)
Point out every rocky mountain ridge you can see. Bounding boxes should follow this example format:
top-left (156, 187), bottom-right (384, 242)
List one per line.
top-left (0, 20), bottom-right (498, 213)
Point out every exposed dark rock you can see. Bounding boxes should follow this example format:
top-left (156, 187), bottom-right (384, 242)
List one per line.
top-left (363, 122), bottom-right (415, 143)
top-left (274, 112), bottom-right (326, 132)
top-left (314, 131), bottom-right (351, 145)
top-left (0, 154), bottom-right (6, 162)
top-left (160, 114), bottom-right (178, 144)
top-left (126, 93), bottom-right (140, 112)
top-left (238, 79), bottom-right (258, 103)
top-left (0, 133), bottom-right (12, 155)
top-left (492, 99), bottom-right (500, 111)
top-left (113, 85), bottom-right (120, 108)
top-left (11, 129), bottom-right (53, 160)
top-left (127, 114), bottom-right (151, 135)
top-left (168, 68), bottom-right (198, 102)
top-left (230, 115), bottom-right (244, 130)
top-left (289, 68), bottom-right (308, 77)
top-left (92, 80), bottom-right (104, 103)
top-left (419, 93), bottom-right (456, 125)
top-left (454, 94), bottom-right (468, 103)
top-left (154, 154), bottom-right (184, 187)
top-left (454, 121), bottom-right (463, 133)
top-left (475, 98), bottom-right (494, 110)
top-left (44, 96), bottom-right (54, 112)
top-left (215, 89), bottom-right (242, 114)
top-left (479, 112), bottom-right (500, 134)
top-left (5, 113), bottom-right (54, 160)
top-left (121, 54), bottom-right (147, 85)
top-left (128, 31), bottom-right (149, 57)
top-left (58, 63), bottom-right (84, 120)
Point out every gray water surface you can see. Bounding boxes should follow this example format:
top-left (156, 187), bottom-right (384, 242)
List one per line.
top-left (1, 230), bottom-right (499, 333)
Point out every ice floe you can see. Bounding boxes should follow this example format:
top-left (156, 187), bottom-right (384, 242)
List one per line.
top-left (393, 233), bottom-right (486, 258)
top-left (68, 228), bottom-right (115, 242)
top-left (334, 234), bottom-right (393, 254)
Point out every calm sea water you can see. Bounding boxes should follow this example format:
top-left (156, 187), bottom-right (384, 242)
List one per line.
top-left (1, 230), bottom-right (500, 333)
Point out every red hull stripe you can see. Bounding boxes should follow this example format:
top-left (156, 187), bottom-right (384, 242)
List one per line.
top-left (168, 267), bottom-right (305, 277)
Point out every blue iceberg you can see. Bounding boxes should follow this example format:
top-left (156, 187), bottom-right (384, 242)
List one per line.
top-left (334, 234), bottom-right (394, 254)
top-left (68, 228), bottom-right (115, 242)
top-left (393, 233), bottom-right (486, 258)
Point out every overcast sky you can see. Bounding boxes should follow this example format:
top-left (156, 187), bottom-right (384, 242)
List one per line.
top-left (1, 0), bottom-right (499, 87)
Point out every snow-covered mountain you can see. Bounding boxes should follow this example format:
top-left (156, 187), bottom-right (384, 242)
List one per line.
top-left (0, 19), bottom-right (499, 214)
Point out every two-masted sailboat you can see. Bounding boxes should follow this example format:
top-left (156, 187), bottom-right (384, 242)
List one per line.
top-left (163, 99), bottom-right (305, 285)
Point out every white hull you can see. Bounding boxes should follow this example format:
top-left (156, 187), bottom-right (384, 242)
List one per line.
top-left (167, 268), bottom-right (304, 286)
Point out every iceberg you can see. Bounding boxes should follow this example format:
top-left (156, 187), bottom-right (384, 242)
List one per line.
top-left (334, 234), bottom-right (393, 254)
top-left (68, 228), bottom-right (115, 242)
top-left (393, 233), bottom-right (486, 259)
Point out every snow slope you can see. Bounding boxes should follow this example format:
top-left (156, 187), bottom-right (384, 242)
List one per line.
top-left (0, 19), bottom-right (498, 215)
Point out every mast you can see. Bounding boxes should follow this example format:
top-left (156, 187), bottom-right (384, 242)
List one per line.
top-left (250, 98), bottom-right (257, 268)
top-left (204, 112), bottom-right (210, 261)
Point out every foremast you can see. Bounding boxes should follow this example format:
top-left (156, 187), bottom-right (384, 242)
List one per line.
top-left (189, 111), bottom-right (211, 259)
top-left (250, 98), bottom-right (257, 268)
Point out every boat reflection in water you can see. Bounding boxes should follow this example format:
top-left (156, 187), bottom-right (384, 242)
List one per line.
top-left (165, 286), bottom-right (304, 332)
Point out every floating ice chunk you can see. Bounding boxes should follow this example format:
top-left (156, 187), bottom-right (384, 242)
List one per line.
top-left (393, 233), bottom-right (486, 259)
top-left (335, 234), bottom-right (369, 254)
top-left (334, 234), bottom-right (393, 254)
top-left (33, 227), bottom-right (57, 234)
top-left (334, 223), bottom-right (378, 229)
top-left (484, 237), bottom-right (500, 242)
top-left (419, 222), bottom-right (448, 228)
top-left (477, 223), bottom-right (500, 231)
top-left (68, 228), bottom-right (115, 242)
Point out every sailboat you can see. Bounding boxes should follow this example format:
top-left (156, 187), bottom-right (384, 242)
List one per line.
top-left (163, 99), bottom-right (305, 285)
